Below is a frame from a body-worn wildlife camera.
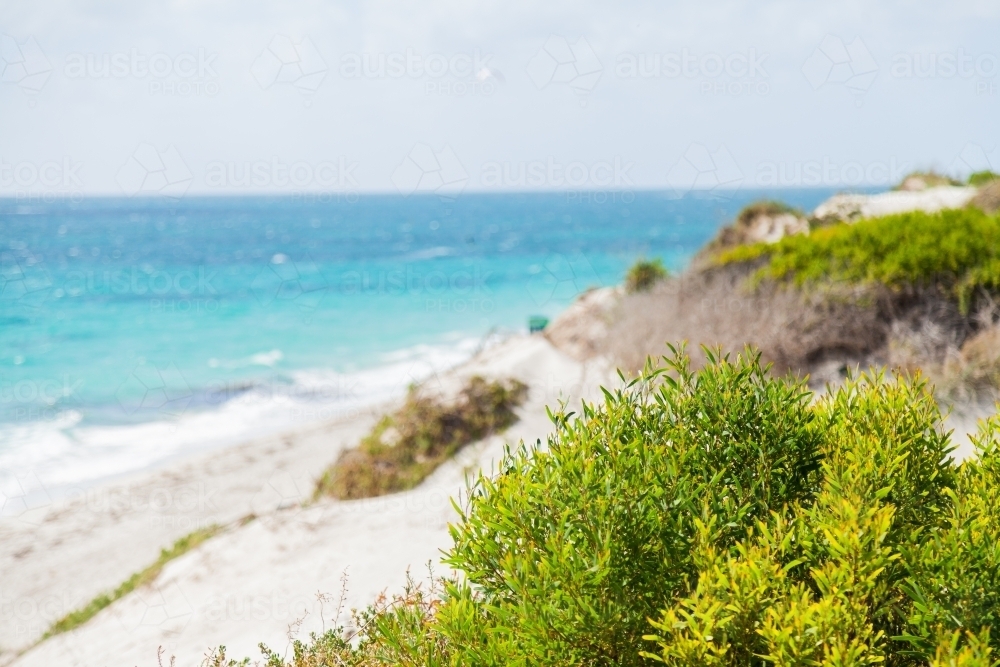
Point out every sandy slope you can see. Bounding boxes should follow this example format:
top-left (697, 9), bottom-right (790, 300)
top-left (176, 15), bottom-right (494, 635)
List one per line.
top-left (0, 405), bottom-right (379, 662)
top-left (6, 335), bottom-right (612, 667)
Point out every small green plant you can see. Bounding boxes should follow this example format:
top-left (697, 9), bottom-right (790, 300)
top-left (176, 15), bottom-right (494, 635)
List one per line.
top-left (717, 207), bottom-right (1000, 313)
top-left (970, 170), bottom-right (1000, 187)
top-left (43, 525), bottom-right (221, 640)
top-left (314, 376), bottom-right (527, 500)
top-left (625, 258), bottom-right (668, 292)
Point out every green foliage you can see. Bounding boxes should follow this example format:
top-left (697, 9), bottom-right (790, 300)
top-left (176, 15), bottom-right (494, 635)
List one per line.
top-left (439, 346), bottom-right (823, 666)
top-left (206, 347), bottom-right (1000, 667)
top-left (717, 208), bottom-right (1000, 313)
top-left (44, 525), bottom-right (221, 639)
top-left (626, 258), bottom-right (669, 292)
top-left (969, 171), bottom-right (999, 187)
top-left (315, 376), bottom-right (527, 500)
top-left (645, 369), bottom-right (960, 667)
top-left (899, 415), bottom-right (1000, 660)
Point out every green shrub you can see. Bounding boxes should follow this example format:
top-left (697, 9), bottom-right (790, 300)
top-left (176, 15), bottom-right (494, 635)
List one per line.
top-left (717, 208), bottom-right (1000, 313)
top-left (211, 348), bottom-right (1000, 667)
top-left (626, 258), bottom-right (668, 293)
top-left (645, 367), bottom-right (960, 667)
top-left (969, 170), bottom-right (999, 187)
top-left (315, 376), bottom-right (527, 500)
top-left (439, 346), bottom-right (824, 665)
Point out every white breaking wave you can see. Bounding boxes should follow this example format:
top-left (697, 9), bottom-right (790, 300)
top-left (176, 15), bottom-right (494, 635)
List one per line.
top-left (0, 336), bottom-right (487, 505)
top-left (207, 348), bottom-right (284, 369)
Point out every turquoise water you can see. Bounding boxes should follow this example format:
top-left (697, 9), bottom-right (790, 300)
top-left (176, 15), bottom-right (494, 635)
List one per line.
top-left (1, 190), bottom-right (844, 491)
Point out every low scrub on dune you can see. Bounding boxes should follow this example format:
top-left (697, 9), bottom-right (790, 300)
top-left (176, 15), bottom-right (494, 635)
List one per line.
top-left (718, 207), bottom-right (1000, 313)
top-left (969, 170), bottom-right (999, 187)
top-left (609, 206), bottom-right (1000, 393)
top-left (209, 347), bottom-right (1000, 666)
top-left (625, 258), bottom-right (669, 293)
top-left (314, 376), bottom-right (527, 500)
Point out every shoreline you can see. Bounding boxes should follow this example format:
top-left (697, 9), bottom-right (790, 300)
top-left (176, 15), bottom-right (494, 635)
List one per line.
top-left (0, 333), bottom-right (499, 509)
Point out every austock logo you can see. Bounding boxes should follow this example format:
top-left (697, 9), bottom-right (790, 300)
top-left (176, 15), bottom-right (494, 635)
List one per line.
top-left (479, 157), bottom-right (634, 189)
top-left (526, 253), bottom-right (601, 307)
top-left (64, 48), bottom-right (220, 96)
top-left (0, 34), bottom-right (52, 94)
top-left (802, 34), bottom-right (878, 103)
top-left (116, 144), bottom-right (193, 197)
top-left (115, 361), bottom-right (193, 419)
top-left (204, 157), bottom-right (360, 190)
top-left (666, 143), bottom-right (743, 199)
top-left (615, 48), bottom-right (770, 96)
top-left (1, 251), bottom-right (53, 309)
top-left (950, 142), bottom-right (1000, 178)
top-left (0, 470), bottom-right (52, 525)
top-left (526, 35), bottom-right (602, 96)
top-left (391, 144), bottom-right (469, 199)
top-left (251, 35), bottom-right (327, 93)
top-left (251, 253), bottom-right (329, 320)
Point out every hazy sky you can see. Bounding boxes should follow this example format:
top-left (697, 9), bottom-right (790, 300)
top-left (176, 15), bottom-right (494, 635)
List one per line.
top-left (2, 0), bottom-right (999, 197)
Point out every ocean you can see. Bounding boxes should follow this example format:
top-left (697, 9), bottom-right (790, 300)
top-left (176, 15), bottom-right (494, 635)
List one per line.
top-left (1, 189), bottom-right (845, 498)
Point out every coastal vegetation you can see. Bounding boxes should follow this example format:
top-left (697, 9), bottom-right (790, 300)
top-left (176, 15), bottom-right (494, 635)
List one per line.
top-left (716, 207), bottom-right (1000, 314)
top-left (625, 258), bottom-right (669, 293)
top-left (43, 525), bottom-right (222, 641)
top-left (968, 170), bottom-right (999, 187)
top-left (604, 201), bottom-right (1000, 389)
top-left (314, 376), bottom-right (527, 500)
top-left (206, 347), bottom-right (1000, 666)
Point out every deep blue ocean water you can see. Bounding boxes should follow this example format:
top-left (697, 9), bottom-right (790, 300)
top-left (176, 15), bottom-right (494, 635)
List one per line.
top-left (0, 189), bottom-right (850, 493)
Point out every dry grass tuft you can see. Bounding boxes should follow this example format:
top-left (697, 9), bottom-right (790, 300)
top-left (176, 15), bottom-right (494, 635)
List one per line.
top-left (603, 261), bottom-right (975, 390)
top-left (972, 180), bottom-right (1000, 214)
